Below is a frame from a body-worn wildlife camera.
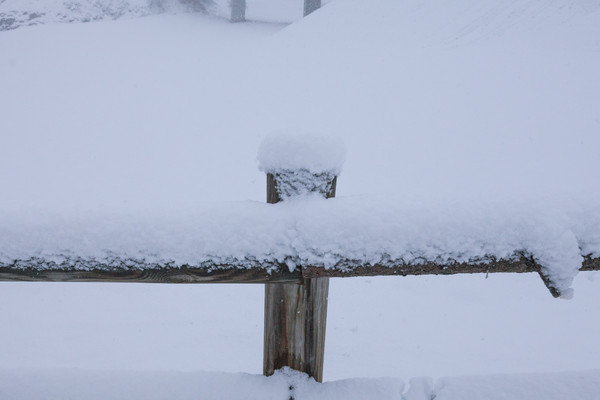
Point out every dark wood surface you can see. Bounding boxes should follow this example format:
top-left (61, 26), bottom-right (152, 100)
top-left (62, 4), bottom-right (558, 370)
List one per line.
top-left (302, 255), bottom-right (600, 298)
top-left (266, 172), bottom-right (336, 203)
top-left (263, 278), bottom-right (329, 382)
top-left (582, 256), bottom-right (600, 271)
top-left (264, 173), bottom-right (332, 382)
top-left (0, 264), bottom-right (302, 284)
top-left (1, 256), bottom-right (597, 285)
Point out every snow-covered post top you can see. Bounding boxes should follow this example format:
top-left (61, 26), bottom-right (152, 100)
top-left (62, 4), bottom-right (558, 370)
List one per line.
top-left (257, 132), bottom-right (346, 202)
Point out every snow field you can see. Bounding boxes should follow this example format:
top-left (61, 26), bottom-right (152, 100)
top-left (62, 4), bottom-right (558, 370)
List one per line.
top-left (0, 368), bottom-right (599, 400)
top-left (0, 0), bottom-right (599, 396)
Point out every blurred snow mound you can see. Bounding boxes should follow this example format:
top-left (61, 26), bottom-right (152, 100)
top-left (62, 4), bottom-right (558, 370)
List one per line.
top-left (0, 0), bottom-right (213, 31)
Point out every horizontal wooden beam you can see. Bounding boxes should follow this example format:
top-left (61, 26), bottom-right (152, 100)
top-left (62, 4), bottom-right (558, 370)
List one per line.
top-left (582, 256), bottom-right (600, 271)
top-left (1, 255), bottom-right (598, 292)
top-left (0, 265), bottom-right (301, 284)
top-left (303, 255), bottom-right (600, 277)
top-left (302, 258), bottom-right (536, 278)
top-left (302, 255), bottom-right (600, 298)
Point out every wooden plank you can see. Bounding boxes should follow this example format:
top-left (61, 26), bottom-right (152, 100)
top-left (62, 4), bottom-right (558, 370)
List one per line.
top-left (264, 172), bottom-right (334, 382)
top-left (302, 255), bottom-right (600, 298)
top-left (263, 278), bottom-right (328, 382)
top-left (302, 257), bottom-right (540, 278)
top-left (1, 256), bottom-right (597, 284)
top-left (301, 256), bottom-right (600, 278)
top-left (304, 0), bottom-right (321, 16)
top-left (0, 265), bottom-right (302, 284)
top-left (230, 0), bottom-right (246, 22)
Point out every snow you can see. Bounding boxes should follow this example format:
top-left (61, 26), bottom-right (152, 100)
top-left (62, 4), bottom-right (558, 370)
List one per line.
top-left (429, 370), bottom-right (600, 400)
top-left (1, 197), bottom-right (596, 295)
top-left (0, 0), bottom-right (215, 31)
top-left (0, 0), bottom-right (599, 396)
top-left (0, 368), bottom-right (599, 400)
top-left (257, 131), bottom-right (346, 175)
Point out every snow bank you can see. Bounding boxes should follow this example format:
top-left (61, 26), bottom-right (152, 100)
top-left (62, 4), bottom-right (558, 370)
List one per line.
top-left (1, 197), bottom-right (597, 296)
top-left (0, 368), bottom-right (598, 400)
top-left (0, 0), bottom-right (212, 31)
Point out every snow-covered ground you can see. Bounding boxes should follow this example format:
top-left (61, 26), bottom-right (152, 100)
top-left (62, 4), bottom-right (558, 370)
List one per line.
top-left (1, 0), bottom-right (599, 398)
top-left (0, 0), bottom-right (215, 32)
top-left (1, 368), bottom-right (599, 399)
top-left (0, 0), bottom-right (312, 31)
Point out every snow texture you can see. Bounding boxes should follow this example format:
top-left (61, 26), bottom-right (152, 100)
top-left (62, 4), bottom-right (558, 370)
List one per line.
top-left (257, 132), bottom-right (345, 200)
top-left (270, 169), bottom-right (337, 200)
top-left (0, 0), bottom-right (212, 31)
top-left (428, 370), bottom-right (600, 400)
top-left (0, 368), bottom-right (599, 400)
top-left (0, 197), bottom-right (596, 296)
top-left (0, 0), bottom-right (599, 388)
top-left (257, 131), bottom-right (346, 175)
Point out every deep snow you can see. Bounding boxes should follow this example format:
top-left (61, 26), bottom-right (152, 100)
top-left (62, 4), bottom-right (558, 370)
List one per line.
top-left (1, 195), bottom-right (597, 295)
top-left (0, 368), bottom-right (599, 400)
top-left (0, 0), bottom-right (599, 396)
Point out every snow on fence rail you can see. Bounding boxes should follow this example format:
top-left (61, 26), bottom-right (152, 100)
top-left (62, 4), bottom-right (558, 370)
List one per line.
top-left (0, 132), bottom-right (599, 381)
top-left (2, 254), bottom-right (598, 291)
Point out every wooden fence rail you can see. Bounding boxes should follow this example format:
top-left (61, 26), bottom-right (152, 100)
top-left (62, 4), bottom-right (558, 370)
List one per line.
top-left (1, 169), bottom-right (598, 382)
top-left (2, 256), bottom-right (598, 284)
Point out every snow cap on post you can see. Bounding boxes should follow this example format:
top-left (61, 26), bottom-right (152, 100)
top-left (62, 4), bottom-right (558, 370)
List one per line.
top-left (258, 130), bottom-right (346, 202)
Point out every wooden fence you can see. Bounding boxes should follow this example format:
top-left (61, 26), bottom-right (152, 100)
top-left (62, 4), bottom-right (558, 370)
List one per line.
top-left (0, 169), bottom-right (598, 382)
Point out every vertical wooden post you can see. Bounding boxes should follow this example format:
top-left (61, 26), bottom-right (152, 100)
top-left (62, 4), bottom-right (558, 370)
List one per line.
top-left (304, 0), bottom-right (321, 17)
top-left (264, 278), bottom-right (329, 381)
top-left (263, 172), bottom-right (334, 382)
top-left (230, 0), bottom-right (246, 22)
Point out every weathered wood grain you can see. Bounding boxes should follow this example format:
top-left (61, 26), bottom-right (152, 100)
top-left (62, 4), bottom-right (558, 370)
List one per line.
top-left (0, 264), bottom-right (302, 284)
top-left (263, 278), bottom-right (328, 381)
top-left (302, 257), bottom-right (539, 278)
top-left (302, 255), bottom-right (600, 298)
top-left (582, 255), bottom-right (600, 271)
top-left (1, 256), bottom-right (597, 285)
top-left (264, 172), bottom-right (334, 382)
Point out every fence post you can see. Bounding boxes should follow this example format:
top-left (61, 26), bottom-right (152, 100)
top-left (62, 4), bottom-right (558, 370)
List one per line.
top-left (304, 0), bottom-right (321, 17)
top-left (230, 0), bottom-right (246, 22)
top-left (263, 172), bottom-right (336, 382)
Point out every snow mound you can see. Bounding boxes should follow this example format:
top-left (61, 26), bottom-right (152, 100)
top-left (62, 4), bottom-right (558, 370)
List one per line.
top-left (0, 0), bottom-right (212, 31)
top-left (257, 131), bottom-right (346, 175)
